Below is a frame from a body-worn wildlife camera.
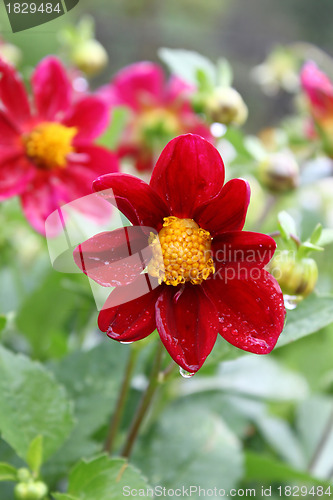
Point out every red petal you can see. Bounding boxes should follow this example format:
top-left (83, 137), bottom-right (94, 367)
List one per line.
top-left (111, 62), bottom-right (164, 110)
top-left (93, 173), bottom-right (169, 230)
top-left (32, 56), bottom-right (71, 120)
top-left (212, 231), bottom-right (276, 271)
top-left (0, 111), bottom-right (21, 146)
top-left (0, 153), bottom-right (35, 201)
top-left (203, 270), bottom-right (285, 354)
top-left (67, 144), bottom-right (119, 179)
top-left (0, 59), bottom-right (31, 126)
top-left (195, 179), bottom-right (250, 236)
top-left (98, 275), bottom-right (161, 341)
top-left (73, 227), bottom-right (152, 287)
top-left (63, 97), bottom-right (109, 142)
top-left (155, 284), bottom-right (219, 373)
top-left (150, 134), bottom-right (225, 218)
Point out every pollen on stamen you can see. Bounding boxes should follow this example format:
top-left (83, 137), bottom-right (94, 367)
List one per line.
top-left (24, 122), bottom-right (77, 170)
top-left (147, 216), bottom-right (215, 286)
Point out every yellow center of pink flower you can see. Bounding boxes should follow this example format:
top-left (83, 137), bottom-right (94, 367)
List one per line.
top-left (25, 122), bottom-right (77, 169)
top-left (148, 216), bottom-right (215, 286)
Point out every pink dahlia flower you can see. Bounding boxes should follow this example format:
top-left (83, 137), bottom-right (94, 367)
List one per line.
top-left (0, 56), bottom-right (119, 234)
top-left (98, 61), bottom-right (213, 172)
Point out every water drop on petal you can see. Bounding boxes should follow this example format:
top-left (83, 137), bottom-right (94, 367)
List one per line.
top-left (179, 367), bottom-right (195, 378)
top-left (120, 341), bottom-right (134, 344)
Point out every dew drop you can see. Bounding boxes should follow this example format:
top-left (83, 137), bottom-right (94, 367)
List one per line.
top-left (120, 341), bottom-right (134, 344)
top-left (179, 367), bottom-right (195, 378)
top-left (284, 295), bottom-right (300, 310)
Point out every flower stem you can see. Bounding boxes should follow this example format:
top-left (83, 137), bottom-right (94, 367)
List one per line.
top-left (104, 347), bottom-right (137, 455)
top-left (308, 407), bottom-right (333, 473)
top-left (121, 341), bottom-right (164, 459)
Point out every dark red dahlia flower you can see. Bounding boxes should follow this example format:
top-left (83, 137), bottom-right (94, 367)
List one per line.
top-left (0, 56), bottom-right (118, 235)
top-left (74, 134), bottom-right (286, 373)
top-left (97, 61), bottom-right (213, 172)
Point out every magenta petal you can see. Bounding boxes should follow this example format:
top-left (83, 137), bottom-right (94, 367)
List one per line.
top-left (111, 61), bottom-right (164, 110)
top-left (32, 56), bottom-right (71, 120)
top-left (0, 59), bottom-right (31, 126)
top-left (0, 111), bottom-right (21, 146)
top-left (203, 270), bottom-right (285, 354)
top-left (98, 275), bottom-right (161, 341)
top-left (0, 153), bottom-right (35, 201)
top-left (155, 284), bottom-right (219, 373)
top-left (301, 62), bottom-right (333, 114)
top-left (20, 171), bottom-right (70, 235)
top-left (93, 173), bottom-right (169, 230)
top-left (195, 179), bottom-right (251, 236)
top-left (63, 97), bottom-right (109, 142)
top-left (73, 227), bottom-right (152, 287)
top-left (150, 134), bottom-right (225, 218)
top-left (212, 231), bottom-right (276, 270)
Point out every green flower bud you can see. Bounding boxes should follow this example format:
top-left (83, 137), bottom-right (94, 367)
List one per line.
top-left (14, 480), bottom-right (48, 500)
top-left (15, 483), bottom-right (29, 500)
top-left (258, 151), bottom-right (300, 193)
top-left (71, 39), bottom-right (108, 77)
top-left (17, 468), bottom-right (31, 483)
top-left (204, 86), bottom-right (248, 126)
top-left (269, 250), bottom-right (318, 300)
top-left (0, 41), bottom-right (22, 67)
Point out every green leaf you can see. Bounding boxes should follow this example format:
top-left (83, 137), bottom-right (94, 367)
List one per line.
top-left (134, 401), bottom-right (243, 491)
top-left (278, 211), bottom-right (298, 240)
top-left (0, 316), bottom-right (6, 333)
top-left (245, 452), bottom-right (332, 486)
top-left (0, 346), bottom-right (74, 462)
top-left (16, 272), bottom-right (91, 359)
top-left (0, 463), bottom-right (17, 482)
top-left (317, 228), bottom-right (333, 247)
top-left (26, 435), bottom-right (43, 477)
top-left (48, 343), bottom-right (128, 468)
top-left (57, 455), bottom-right (149, 500)
top-left (97, 107), bottom-right (129, 151)
top-left (53, 495), bottom-right (79, 500)
top-left (158, 48), bottom-right (216, 86)
top-left (217, 58), bottom-right (233, 86)
top-left (277, 294), bottom-right (333, 347)
top-left (309, 223), bottom-right (323, 244)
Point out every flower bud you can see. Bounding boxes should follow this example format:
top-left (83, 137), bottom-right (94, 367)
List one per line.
top-left (0, 40), bottom-right (22, 67)
top-left (17, 468), bottom-right (31, 482)
top-left (71, 39), bottom-right (108, 77)
top-left (204, 86), bottom-right (248, 126)
top-left (268, 250), bottom-right (318, 300)
top-left (258, 151), bottom-right (300, 192)
top-left (14, 481), bottom-right (48, 500)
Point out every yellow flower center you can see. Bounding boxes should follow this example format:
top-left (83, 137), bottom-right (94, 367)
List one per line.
top-left (148, 216), bottom-right (215, 286)
top-left (25, 122), bottom-right (77, 169)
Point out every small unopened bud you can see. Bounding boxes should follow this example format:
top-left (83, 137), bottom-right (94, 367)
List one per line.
top-left (14, 481), bottom-right (48, 500)
top-left (0, 41), bottom-right (22, 67)
top-left (269, 251), bottom-right (318, 299)
top-left (204, 86), bottom-right (248, 126)
top-left (258, 151), bottom-right (300, 192)
top-left (17, 468), bottom-right (31, 482)
top-left (71, 39), bottom-right (108, 77)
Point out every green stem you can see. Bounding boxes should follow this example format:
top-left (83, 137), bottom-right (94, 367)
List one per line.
top-left (121, 341), bottom-right (164, 459)
top-left (308, 407), bottom-right (333, 473)
top-left (104, 347), bottom-right (137, 454)
top-left (253, 194), bottom-right (278, 233)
